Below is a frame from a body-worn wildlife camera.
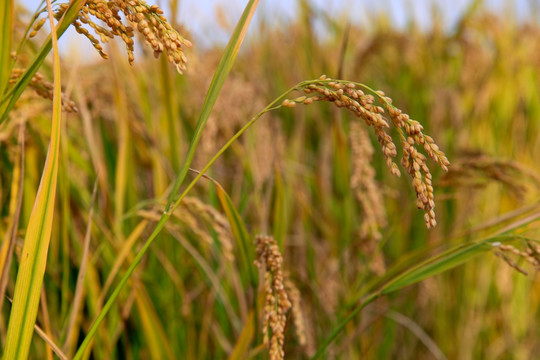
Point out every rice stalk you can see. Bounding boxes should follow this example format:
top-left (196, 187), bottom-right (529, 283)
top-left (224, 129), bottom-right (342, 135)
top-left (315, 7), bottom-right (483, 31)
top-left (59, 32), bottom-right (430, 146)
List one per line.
top-left (0, 123), bottom-right (25, 321)
top-left (3, 2), bottom-right (539, 358)
top-left (71, 4), bottom-right (260, 356)
top-left (311, 234), bottom-right (527, 359)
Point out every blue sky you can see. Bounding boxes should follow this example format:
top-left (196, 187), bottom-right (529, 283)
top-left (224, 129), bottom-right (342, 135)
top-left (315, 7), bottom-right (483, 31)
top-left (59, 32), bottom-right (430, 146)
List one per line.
top-left (17, 0), bottom-right (534, 58)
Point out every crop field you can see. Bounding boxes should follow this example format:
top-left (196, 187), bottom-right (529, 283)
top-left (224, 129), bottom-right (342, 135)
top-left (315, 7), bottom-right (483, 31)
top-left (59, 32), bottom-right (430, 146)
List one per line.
top-left (1, 0), bottom-right (539, 359)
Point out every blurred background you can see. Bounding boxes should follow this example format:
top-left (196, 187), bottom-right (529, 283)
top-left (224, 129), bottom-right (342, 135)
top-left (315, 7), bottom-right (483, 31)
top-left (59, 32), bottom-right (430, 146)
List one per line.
top-left (3, 0), bottom-right (540, 359)
top-left (18, 0), bottom-right (539, 51)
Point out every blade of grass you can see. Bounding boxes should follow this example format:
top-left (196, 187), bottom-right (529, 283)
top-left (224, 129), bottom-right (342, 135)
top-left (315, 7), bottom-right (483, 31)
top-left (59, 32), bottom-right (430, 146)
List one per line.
top-left (4, 296), bottom-right (68, 360)
top-left (137, 209), bottom-right (243, 330)
top-left (62, 179), bottom-right (98, 357)
top-left (0, 123), bottom-right (25, 327)
top-left (159, 55), bottom-right (180, 171)
top-left (72, 2), bottom-right (260, 357)
top-left (0, 0), bottom-right (13, 100)
top-left (3, 0), bottom-right (63, 358)
top-left (34, 322), bottom-right (69, 360)
top-left (379, 239), bottom-right (494, 295)
top-left (353, 205), bottom-right (540, 304)
top-left (39, 288), bottom-right (54, 360)
top-left (385, 309), bottom-right (447, 360)
top-left (164, 0), bottom-right (260, 211)
top-left (228, 311), bottom-right (255, 360)
top-left (74, 80), bottom-right (109, 198)
top-left (96, 220), bottom-right (149, 309)
top-left (112, 67), bottom-right (129, 238)
top-left (215, 182), bottom-right (257, 286)
top-left (272, 169), bottom-right (288, 250)
top-left (310, 236), bottom-right (513, 359)
top-left (167, 227), bottom-right (241, 329)
top-left (134, 288), bottom-right (175, 359)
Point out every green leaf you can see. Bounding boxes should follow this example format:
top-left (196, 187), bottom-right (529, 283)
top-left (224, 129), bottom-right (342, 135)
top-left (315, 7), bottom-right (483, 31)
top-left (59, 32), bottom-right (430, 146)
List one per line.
top-left (228, 311), bottom-right (255, 360)
top-left (72, 2), bottom-right (260, 358)
top-left (272, 169), bottom-right (287, 250)
top-left (3, 1), bottom-right (63, 358)
top-left (165, 0), bottom-right (260, 210)
top-left (215, 182), bottom-right (257, 287)
top-left (311, 237), bottom-right (505, 359)
top-left (0, 0), bottom-right (13, 101)
top-left (379, 240), bottom-right (493, 295)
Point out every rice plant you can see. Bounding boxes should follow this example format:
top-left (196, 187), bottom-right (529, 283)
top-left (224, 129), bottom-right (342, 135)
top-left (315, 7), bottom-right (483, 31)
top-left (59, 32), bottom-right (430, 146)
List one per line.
top-left (1, 0), bottom-right (539, 359)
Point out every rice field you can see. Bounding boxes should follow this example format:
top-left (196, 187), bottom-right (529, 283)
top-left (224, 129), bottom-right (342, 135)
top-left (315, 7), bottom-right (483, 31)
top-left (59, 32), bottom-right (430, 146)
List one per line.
top-left (1, 0), bottom-right (539, 359)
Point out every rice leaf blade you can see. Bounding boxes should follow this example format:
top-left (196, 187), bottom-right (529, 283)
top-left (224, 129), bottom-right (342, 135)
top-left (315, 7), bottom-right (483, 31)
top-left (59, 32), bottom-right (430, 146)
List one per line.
top-left (215, 183), bottom-right (257, 286)
top-left (311, 237), bottom-right (504, 359)
top-left (228, 311), bottom-right (255, 360)
top-left (165, 0), bottom-right (260, 210)
top-left (379, 240), bottom-right (494, 294)
top-left (0, 0), bottom-right (13, 101)
top-left (3, 1), bottom-right (63, 358)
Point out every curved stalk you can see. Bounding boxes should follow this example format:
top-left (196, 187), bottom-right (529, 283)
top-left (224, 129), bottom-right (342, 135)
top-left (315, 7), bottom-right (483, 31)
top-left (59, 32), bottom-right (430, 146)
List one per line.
top-left (72, 81), bottom-right (299, 359)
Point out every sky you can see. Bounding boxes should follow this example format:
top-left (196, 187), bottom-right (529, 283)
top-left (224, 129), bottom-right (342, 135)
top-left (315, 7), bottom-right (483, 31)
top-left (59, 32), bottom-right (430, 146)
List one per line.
top-left (16, 0), bottom-right (536, 58)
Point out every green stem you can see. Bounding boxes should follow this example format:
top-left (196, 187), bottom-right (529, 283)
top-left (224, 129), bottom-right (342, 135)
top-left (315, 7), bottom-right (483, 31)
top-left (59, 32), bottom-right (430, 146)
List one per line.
top-left (164, 0), bottom-right (261, 212)
top-left (73, 82), bottom-right (297, 360)
top-left (72, 214), bottom-right (171, 360)
top-left (311, 292), bottom-right (380, 359)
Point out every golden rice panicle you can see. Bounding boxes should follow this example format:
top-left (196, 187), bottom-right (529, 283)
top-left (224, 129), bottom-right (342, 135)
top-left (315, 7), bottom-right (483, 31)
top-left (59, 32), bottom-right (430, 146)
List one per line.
top-left (281, 76), bottom-right (450, 228)
top-left (254, 235), bottom-right (292, 360)
top-left (380, 99), bottom-right (449, 228)
top-left (9, 69), bottom-right (78, 112)
top-left (285, 77), bottom-right (401, 177)
top-left (122, 0), bottom-right (192, 72)
top-left (29, 17), bottom-right (47, 38)
top-left (493, 241), bottom-right (540, 275)
top-left (52, 0), bottom-right (191, 71)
